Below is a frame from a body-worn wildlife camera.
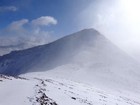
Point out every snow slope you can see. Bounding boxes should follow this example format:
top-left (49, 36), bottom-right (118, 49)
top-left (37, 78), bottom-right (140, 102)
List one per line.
top-left (0, 28), bottom-right (140, 96)
top-left (0, 73), bottom-right (140, 105)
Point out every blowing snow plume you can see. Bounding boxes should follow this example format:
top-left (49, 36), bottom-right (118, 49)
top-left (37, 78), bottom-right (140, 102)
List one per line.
top-left (0, 16), bottom-right (57, 56)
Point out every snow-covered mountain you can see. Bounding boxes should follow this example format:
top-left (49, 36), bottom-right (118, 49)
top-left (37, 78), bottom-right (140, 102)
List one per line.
top-left (0, 29), bottom-right (139, 75)
top-left (0, 29), bottom-right (104, 75)
top-left (0, 28), bottom-right (140, 98)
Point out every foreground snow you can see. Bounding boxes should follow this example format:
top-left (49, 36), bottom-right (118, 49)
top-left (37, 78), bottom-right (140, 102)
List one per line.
top-left (0, 73), bottom-right (140, 105)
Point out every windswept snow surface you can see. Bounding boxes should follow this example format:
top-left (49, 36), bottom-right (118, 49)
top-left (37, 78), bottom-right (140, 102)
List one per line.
top-left (0, 73), bottom-right (140, 105)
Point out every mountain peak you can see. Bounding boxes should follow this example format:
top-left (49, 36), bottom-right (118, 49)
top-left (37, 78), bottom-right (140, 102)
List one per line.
top-left (74, 28), bottom-right (101, 37)
top-left (80, 28), bottom-right (100, 33)
top-left (60, 28), bottom-right (102, 43)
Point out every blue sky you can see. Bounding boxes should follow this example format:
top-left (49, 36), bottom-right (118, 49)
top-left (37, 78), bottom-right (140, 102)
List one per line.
top-left (0, 0), bottom-right (93, 37)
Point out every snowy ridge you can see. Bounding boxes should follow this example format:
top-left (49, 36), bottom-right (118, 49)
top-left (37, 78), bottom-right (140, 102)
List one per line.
top-left (0, 73), bottom-right (140, 105)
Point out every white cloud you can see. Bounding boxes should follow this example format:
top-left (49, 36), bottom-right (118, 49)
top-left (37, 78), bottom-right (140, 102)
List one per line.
top-left (31, 16), bottom-right (57, 27)
top-left (0, 6), bottom-right (18, 12)
top-left (8, 19), bottom-right (29, 30)
top-left (0, 16), bottom-right (57, 54)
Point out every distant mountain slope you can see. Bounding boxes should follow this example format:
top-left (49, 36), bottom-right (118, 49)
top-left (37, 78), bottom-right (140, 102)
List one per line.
top-left (0, 36), bottom-right (52, 56)
top-left (0, 43), bottom-right (31, 56)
